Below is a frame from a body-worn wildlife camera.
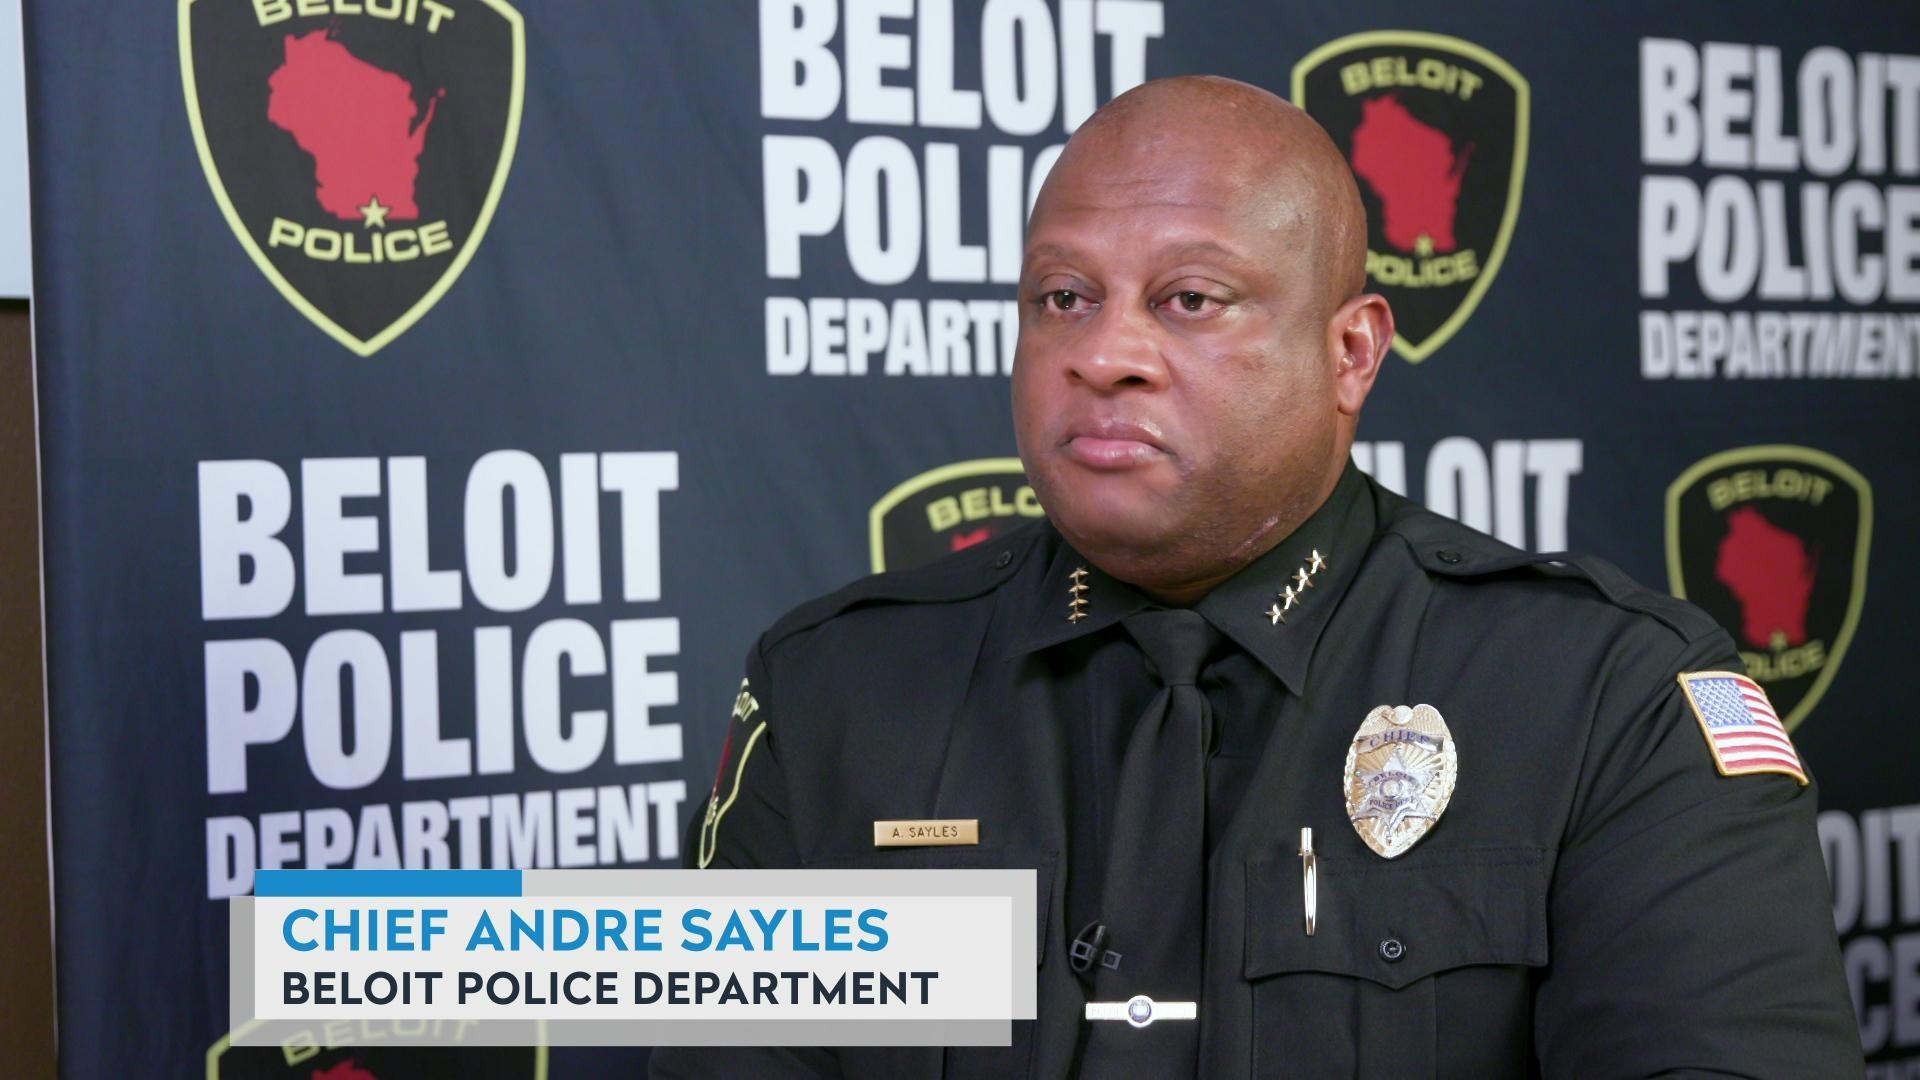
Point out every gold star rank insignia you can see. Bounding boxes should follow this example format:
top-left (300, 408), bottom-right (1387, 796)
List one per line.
top-left (1067, 566), bottom-right (1090, 622)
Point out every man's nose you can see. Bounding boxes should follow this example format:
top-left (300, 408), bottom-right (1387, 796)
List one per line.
top-left (1067, 300), bottom-right (1168, 392)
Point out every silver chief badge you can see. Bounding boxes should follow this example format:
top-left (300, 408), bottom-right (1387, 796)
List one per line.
top-left (1344, 704), bottom-right (1458, 859)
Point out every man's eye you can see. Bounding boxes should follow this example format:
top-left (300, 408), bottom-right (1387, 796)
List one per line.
top-left (1049, 290), bottom-right (1081, 311)
top-left (1174, 291), bottom-right (1209, 313)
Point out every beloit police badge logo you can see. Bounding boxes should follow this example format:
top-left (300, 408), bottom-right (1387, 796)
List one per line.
top-left (181, 0), bottom-right (524, 356)
top-left (868, 459), bottom-right (1042, 573)
top-left (1666, 446), bottom-right (1872, 731)
top-left (1293, 32), bottom-right (1528, 363)
top-left (206, 1020), bottom-right (545, 1079)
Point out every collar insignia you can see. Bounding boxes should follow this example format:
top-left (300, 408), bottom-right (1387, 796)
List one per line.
top-left (1066, 565), bottom-right (1090, 623)
top-left (1264, 550), bottom-right (1328, 627)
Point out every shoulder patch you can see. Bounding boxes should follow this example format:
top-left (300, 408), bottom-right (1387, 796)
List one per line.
top-left (696, 677), bottom-right (767, 869)
top-left (1676, 671), bottom-right (1808, 785)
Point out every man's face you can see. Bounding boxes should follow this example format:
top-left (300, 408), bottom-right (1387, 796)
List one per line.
top-left (1012, 145), bottom-right (1341, 578)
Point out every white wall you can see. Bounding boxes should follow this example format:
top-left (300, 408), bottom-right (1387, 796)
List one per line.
top-left (0, 0), bottom-right (28, 298)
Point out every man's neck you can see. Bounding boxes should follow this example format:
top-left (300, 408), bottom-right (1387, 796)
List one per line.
top-left (1119, 458), bottom-right (1351, 607)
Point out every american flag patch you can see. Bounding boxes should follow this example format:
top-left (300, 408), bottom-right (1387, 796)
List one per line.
top-left (1677, 671), bottom-right (1807, 785)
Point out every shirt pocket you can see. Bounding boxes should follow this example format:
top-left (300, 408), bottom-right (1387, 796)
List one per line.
top-left (1243, 846), bottom-right (1549, 1079)
top-left (802, 845), bottom-right (1058, 1080)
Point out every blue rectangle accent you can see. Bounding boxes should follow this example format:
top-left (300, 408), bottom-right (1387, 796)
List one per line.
top-left (254, 870), bottom-right (522, 897)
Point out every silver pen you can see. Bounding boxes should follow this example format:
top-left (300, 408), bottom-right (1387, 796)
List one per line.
top-left (1299, 827), bottom-right (1317, 937)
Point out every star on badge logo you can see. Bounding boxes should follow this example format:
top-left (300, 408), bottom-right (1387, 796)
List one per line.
top-left (358, 195), bottom-right (391, 228)
top-left (1351, 745), bottom-right (1442, 839)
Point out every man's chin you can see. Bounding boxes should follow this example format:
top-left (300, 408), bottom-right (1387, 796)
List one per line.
top-left (1043, 484), bottom-right (1183, 563)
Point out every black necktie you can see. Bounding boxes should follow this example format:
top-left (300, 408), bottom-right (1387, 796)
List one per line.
top-left (1080, 608), bottom-right (1219, 1077)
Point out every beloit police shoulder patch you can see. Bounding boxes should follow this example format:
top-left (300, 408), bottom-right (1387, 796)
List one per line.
top-left (1676, 671), bottom-right (1808, 785)
top-left (696, 678), bottom-right (766, 868)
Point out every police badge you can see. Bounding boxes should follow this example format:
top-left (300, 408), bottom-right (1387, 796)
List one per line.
top-left (1344, 704), bottom-right (1459, 858)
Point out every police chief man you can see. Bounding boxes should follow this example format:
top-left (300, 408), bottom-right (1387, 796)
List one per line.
top-left (650, 76), bottom-right (1860, 1078)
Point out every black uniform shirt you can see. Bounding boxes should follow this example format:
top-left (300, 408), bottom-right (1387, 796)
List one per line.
top-left (654, 463), bottom-right (1861, 1079)
top-left (1044, 463), bottom-right (1374, 951)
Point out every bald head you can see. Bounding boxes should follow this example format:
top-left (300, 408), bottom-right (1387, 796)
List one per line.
top-left (1036, 75), bottom-right (1368, 313)
top-left (1012, 73), bottom-right (1394, 603)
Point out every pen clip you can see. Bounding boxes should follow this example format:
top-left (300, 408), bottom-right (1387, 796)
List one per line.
top-left (1298, 827), bottom-right (1317, 937)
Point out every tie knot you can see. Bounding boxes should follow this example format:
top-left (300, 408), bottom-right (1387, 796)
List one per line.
top-left (1123, 608), bottom-right (1221, 686)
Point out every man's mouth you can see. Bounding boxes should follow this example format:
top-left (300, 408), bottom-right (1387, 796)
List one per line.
top-left (1061, 419), bottom-right (1170, 470)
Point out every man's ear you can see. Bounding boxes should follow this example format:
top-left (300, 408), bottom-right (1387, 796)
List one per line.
top-left (1327, 294), bottom-right (1394, 417)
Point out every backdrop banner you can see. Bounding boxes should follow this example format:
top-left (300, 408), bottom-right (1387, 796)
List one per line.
top-left (27, 2), bottom-right (1920, 1074)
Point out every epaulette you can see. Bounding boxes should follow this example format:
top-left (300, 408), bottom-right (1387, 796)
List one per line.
top-left (1384, 503), bottom-right (1724, 644)
top-left (762, 520), bottom-right (1047, 650)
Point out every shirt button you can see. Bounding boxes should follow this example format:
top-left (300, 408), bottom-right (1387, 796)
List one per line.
top-left (1378, 937), bottom-right (1406, 962)
top-left (1436, 549), bottom-right (1462, 565)
top-left (993, 550), bottom-right (1013, 569)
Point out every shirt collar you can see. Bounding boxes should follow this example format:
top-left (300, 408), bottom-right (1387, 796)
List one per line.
top-left (1009, 533), bottom-right (1157, 657)
top-left (1195, 460), bottom-right (1374, 696)
top-left (1007, 459), bottom-right (1377, 696)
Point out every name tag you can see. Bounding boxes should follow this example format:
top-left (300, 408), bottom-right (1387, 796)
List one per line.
top-left (872, 819), bottom-right (979, 848)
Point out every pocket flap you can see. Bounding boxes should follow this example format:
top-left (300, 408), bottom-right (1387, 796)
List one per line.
top-left (803, 845), bottom-right (1057, 966)
top-left (1244, 847), bottom-right (1548, 989)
